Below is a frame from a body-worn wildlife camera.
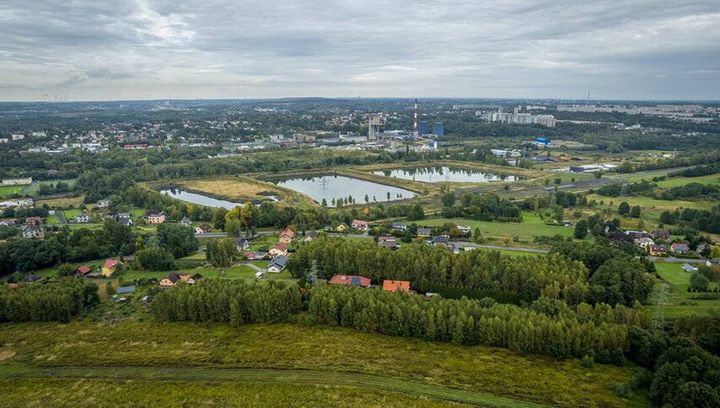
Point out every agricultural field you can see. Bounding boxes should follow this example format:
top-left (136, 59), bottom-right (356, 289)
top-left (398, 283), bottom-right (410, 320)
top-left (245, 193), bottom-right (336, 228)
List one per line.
top-left (585, 193), bottom-right (715, 225)
top-left (35, 195), bottom-right (84, 208)
top-left (650, 262), bottom-right (720, 319)
top-left (0, 322), bottom-right (644, 408)
top-left (0, 185), bottom-right (25, 197)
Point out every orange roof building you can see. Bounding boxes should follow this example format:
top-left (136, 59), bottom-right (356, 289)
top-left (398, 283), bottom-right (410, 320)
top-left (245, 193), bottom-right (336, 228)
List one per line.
top-left (382, 280), bottom-right (410, 293)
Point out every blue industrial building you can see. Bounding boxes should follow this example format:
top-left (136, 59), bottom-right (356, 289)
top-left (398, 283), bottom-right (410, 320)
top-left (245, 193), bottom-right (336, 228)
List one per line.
top-left (418, 120), bottom-right (429, 135)
top-left (433, 122), bottom-right (445, 137)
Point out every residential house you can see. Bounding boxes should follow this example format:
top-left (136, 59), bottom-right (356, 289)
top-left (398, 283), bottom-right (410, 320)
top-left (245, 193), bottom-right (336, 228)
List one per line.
top-left (235, 237), bottom-right (250, 251)
top-left (279, 228), bottom-right (296, 243)
top-left (179, 273), bottom-right (203, 284)
top-left (456, 225), bottom-right (472, 236)
top-left (0, 218), bottom-right (18, 226)
top-left (697, 243), bottom-right (711, 256)
top-left (304, 231), bottom-right (318, 242)
top-left (195, 223), bottom-right (211, 234)
top-left (0, 198), bottom-right (34, 208)
top-left (21, 224), bottom-right (44, 239)
top-left (77, 265), bottom-right (92, 276)
top-left (269, 242), bottom-right (288, 257)
top-left (179, 216), bottom-right (192, 226)
top-left (23, 274), bottom-right (41, 282)
top-left (73, 213), bottom-right (90, 224)
top-left (25, 217), bottom-right (43, 226)
top-left (648, 244), bottom-right (667, 256)
top-left (377, 235), bottom-right (399, 250)
top-left (382, 280), bottom-right (410, 293)
top-left (335, 224), bottom-right (349, 232)
top-left (634, 237), bottom-right (655, 250)
top-left (95, 199), bottom-right (110, 208)
top-left (145, 211), bottom-right (166, 224)
top-left (417, 227), bottom-right (432, 238)
top-left (351, 219), bottom-right (369, 231)
top-left (268, 255), bottom-right (288, 272)
top-left (625, 230), bottom-right (649, 239)
top-left (671, 243), bottom-right (690, 254)
top-left (102, 258), bottom-right (119, 277)
top-left (682, 263), bottom-right (699, 273)
top-left (116, 213), bottom-right (133, 227)
top-left (244, 251), bottom-right (268, 260)
top-left (159, 272), bottom-right (181, 288)
top-left (329, 274), bottom-right (371, 287)
top-left (610, 232), bottom-right (633, 242)
top-left (391, 222), bottom-right (407, 231)
top-left (652, 229), bottom-right (670, 240)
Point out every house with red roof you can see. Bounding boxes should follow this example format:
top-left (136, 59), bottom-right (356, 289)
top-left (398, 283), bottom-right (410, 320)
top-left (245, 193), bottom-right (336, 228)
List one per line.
top-left (102, 258), bottom-right (119, 277)
top-left (382, 280), bottom-right (410, 293)
top-left (329, 274), bottom-right (371, 287)
top-left (351, 220), bottom-right (369, 231)
top-left (269, 242), bottom-right (288, 257)
top-left (279, 228), bottom-right (296, 243)
top-left (77, 265), bottom-right (92, 276)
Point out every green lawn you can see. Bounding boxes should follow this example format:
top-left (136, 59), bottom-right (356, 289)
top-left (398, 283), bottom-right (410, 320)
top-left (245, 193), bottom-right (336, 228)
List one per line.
top-left (0, 322), bottom-right (643, 408)
top-left (650, 262), bottom-right (720, 318)
top-left (421, 211), bottom-right (573, 243)
top-left (0, 185), bottom-right (24, 197)
top-left (656, 174), bottom-right (720, 188)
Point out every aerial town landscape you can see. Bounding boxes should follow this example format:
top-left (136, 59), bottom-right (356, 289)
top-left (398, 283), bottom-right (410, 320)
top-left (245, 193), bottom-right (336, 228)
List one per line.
top-left (1, 1), bottom-right (720, 407)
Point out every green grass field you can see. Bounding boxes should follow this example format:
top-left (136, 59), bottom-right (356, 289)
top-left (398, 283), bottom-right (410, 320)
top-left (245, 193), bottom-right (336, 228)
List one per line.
top-left (0, 322), bottom-right (643, 407)
top-left (650, 262), bottom-right (720, 318)
top-left (655, 174), bottom-right (720, 188)
top-left (0, 185), bottom-right (24, 197)
top-left (421, 211), bottom-right (573, 245)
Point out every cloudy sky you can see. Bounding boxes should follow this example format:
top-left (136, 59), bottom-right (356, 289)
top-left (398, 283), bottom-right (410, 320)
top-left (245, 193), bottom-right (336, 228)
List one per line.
top-left (1, 0), bottom-right (719, 101)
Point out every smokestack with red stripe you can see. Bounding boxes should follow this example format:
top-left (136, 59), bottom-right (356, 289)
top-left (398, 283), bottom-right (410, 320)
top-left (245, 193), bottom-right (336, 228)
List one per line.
top-left (413, 98), bottom-right (418, 136)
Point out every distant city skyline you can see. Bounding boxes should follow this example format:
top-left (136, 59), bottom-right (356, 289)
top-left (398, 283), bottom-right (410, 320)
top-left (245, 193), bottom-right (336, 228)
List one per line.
top-left (0, 0), bottom-right (719, 102)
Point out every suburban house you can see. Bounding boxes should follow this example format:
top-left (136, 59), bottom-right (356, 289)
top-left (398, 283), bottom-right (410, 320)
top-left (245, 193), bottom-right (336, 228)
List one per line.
top-left (244, 251), bottom-right (268, 260)
top-left (351, 219), bottom-right (369, 231)
top-left (648, 244), bottom-right (668, 256)
top-left (671, 243), bottom-right (690, 254)
top-left (145, 211), bottom-right (166, 224)
top-left (634, 237), bottom-right (655, 250)
top-left (652, 229), bottom-right (670, 240)
top-left (329, 274), bottom-right (372, 287)
top-left (159, 272), bottom-right (203, 288)
top-left (95, 199), bottom-right (110, 208)
top-left (382, 280), bottom-right (411, 293)
top-left (279, 229), bottom-right (296, 243)
top-left (697, 243), bottom-right (711, 255)
top-left (610, 232), bottom-right (634, 242)
top-left (335, 224), bottom-right (349, 232)
top-left (377, 235), bottom-right (399, 250)
top-left (73, 213), bottom-right (91, 224)
top-left (77, 265), bottom-right (92, 276)
top-left (179, 216), bottom-right (192, 226)
top-left (268, 255), bottom-right (288, 272)
top-left (235, 237), bottom-right (250, 251)
top-left (102, 258), bottom-right (119, 277)
top-left (160, 272), bottom-right (181, 288)
top-left (25, 216), bottom-right (43, 226)
top-left (304, 231), bottom-right (318, 242)
top-left (456, 225), bottom-right (472, 236)
top-left (269, 242), bottom-right (288, 257)
top-left (116, 213), bottom-right (133, 227)
top-left (391, 222), bottom-right (407, 231)
top-left (417, 227), bottom-right (432, 238)
top-left (0, 218), bottom-right (18, 226)
top-left (21, 224), bottom-right (44, 239)
top-left (195, 223), bottom-right (211, 234)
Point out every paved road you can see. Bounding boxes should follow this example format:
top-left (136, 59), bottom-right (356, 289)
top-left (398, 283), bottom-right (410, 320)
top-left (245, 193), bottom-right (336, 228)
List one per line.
top-left (455, 242), bottom-right (549, 253)
top-left (195, 232), bottom-right (228, 238)
top-left (649, 256), bottom-right (715, 264)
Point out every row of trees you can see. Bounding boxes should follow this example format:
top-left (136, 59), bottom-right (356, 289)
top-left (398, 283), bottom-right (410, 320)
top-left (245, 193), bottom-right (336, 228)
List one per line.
top-left (288, 237), bottom-right (595, 304)
top-left (309, 285), bottom-right (636, 361)
top-left (660, 206), bottom-right (720, 234)
top-left (0, 278), bottom-right (99, 322)
top-left (151, 279), bottom-right (302, 325)
top-left (440, 192), bottom-right (522, 221)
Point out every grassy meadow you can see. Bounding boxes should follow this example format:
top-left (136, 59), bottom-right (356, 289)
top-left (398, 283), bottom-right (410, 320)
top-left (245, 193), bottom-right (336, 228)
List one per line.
top-left (0, 322), bottom-right (644, 408)
top-left (650, 262), bottom-right (720, 318)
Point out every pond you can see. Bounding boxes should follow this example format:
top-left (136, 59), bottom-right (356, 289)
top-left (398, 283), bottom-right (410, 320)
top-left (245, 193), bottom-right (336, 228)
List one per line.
top-left (271, 174), bottom-right (416, 207)
top-left (372, 166), bottom-right (520, 183)
top-left (161, 189), bottom-right (242, 210)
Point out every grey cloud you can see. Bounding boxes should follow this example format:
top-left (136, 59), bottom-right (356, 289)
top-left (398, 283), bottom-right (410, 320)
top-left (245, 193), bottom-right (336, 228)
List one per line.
top-left (0, 0), bottom-right (718, 100)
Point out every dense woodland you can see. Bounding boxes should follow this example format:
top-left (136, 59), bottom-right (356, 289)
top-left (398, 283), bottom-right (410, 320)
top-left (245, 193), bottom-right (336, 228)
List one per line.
top-left (0, 278), bottom-right (98, 322)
